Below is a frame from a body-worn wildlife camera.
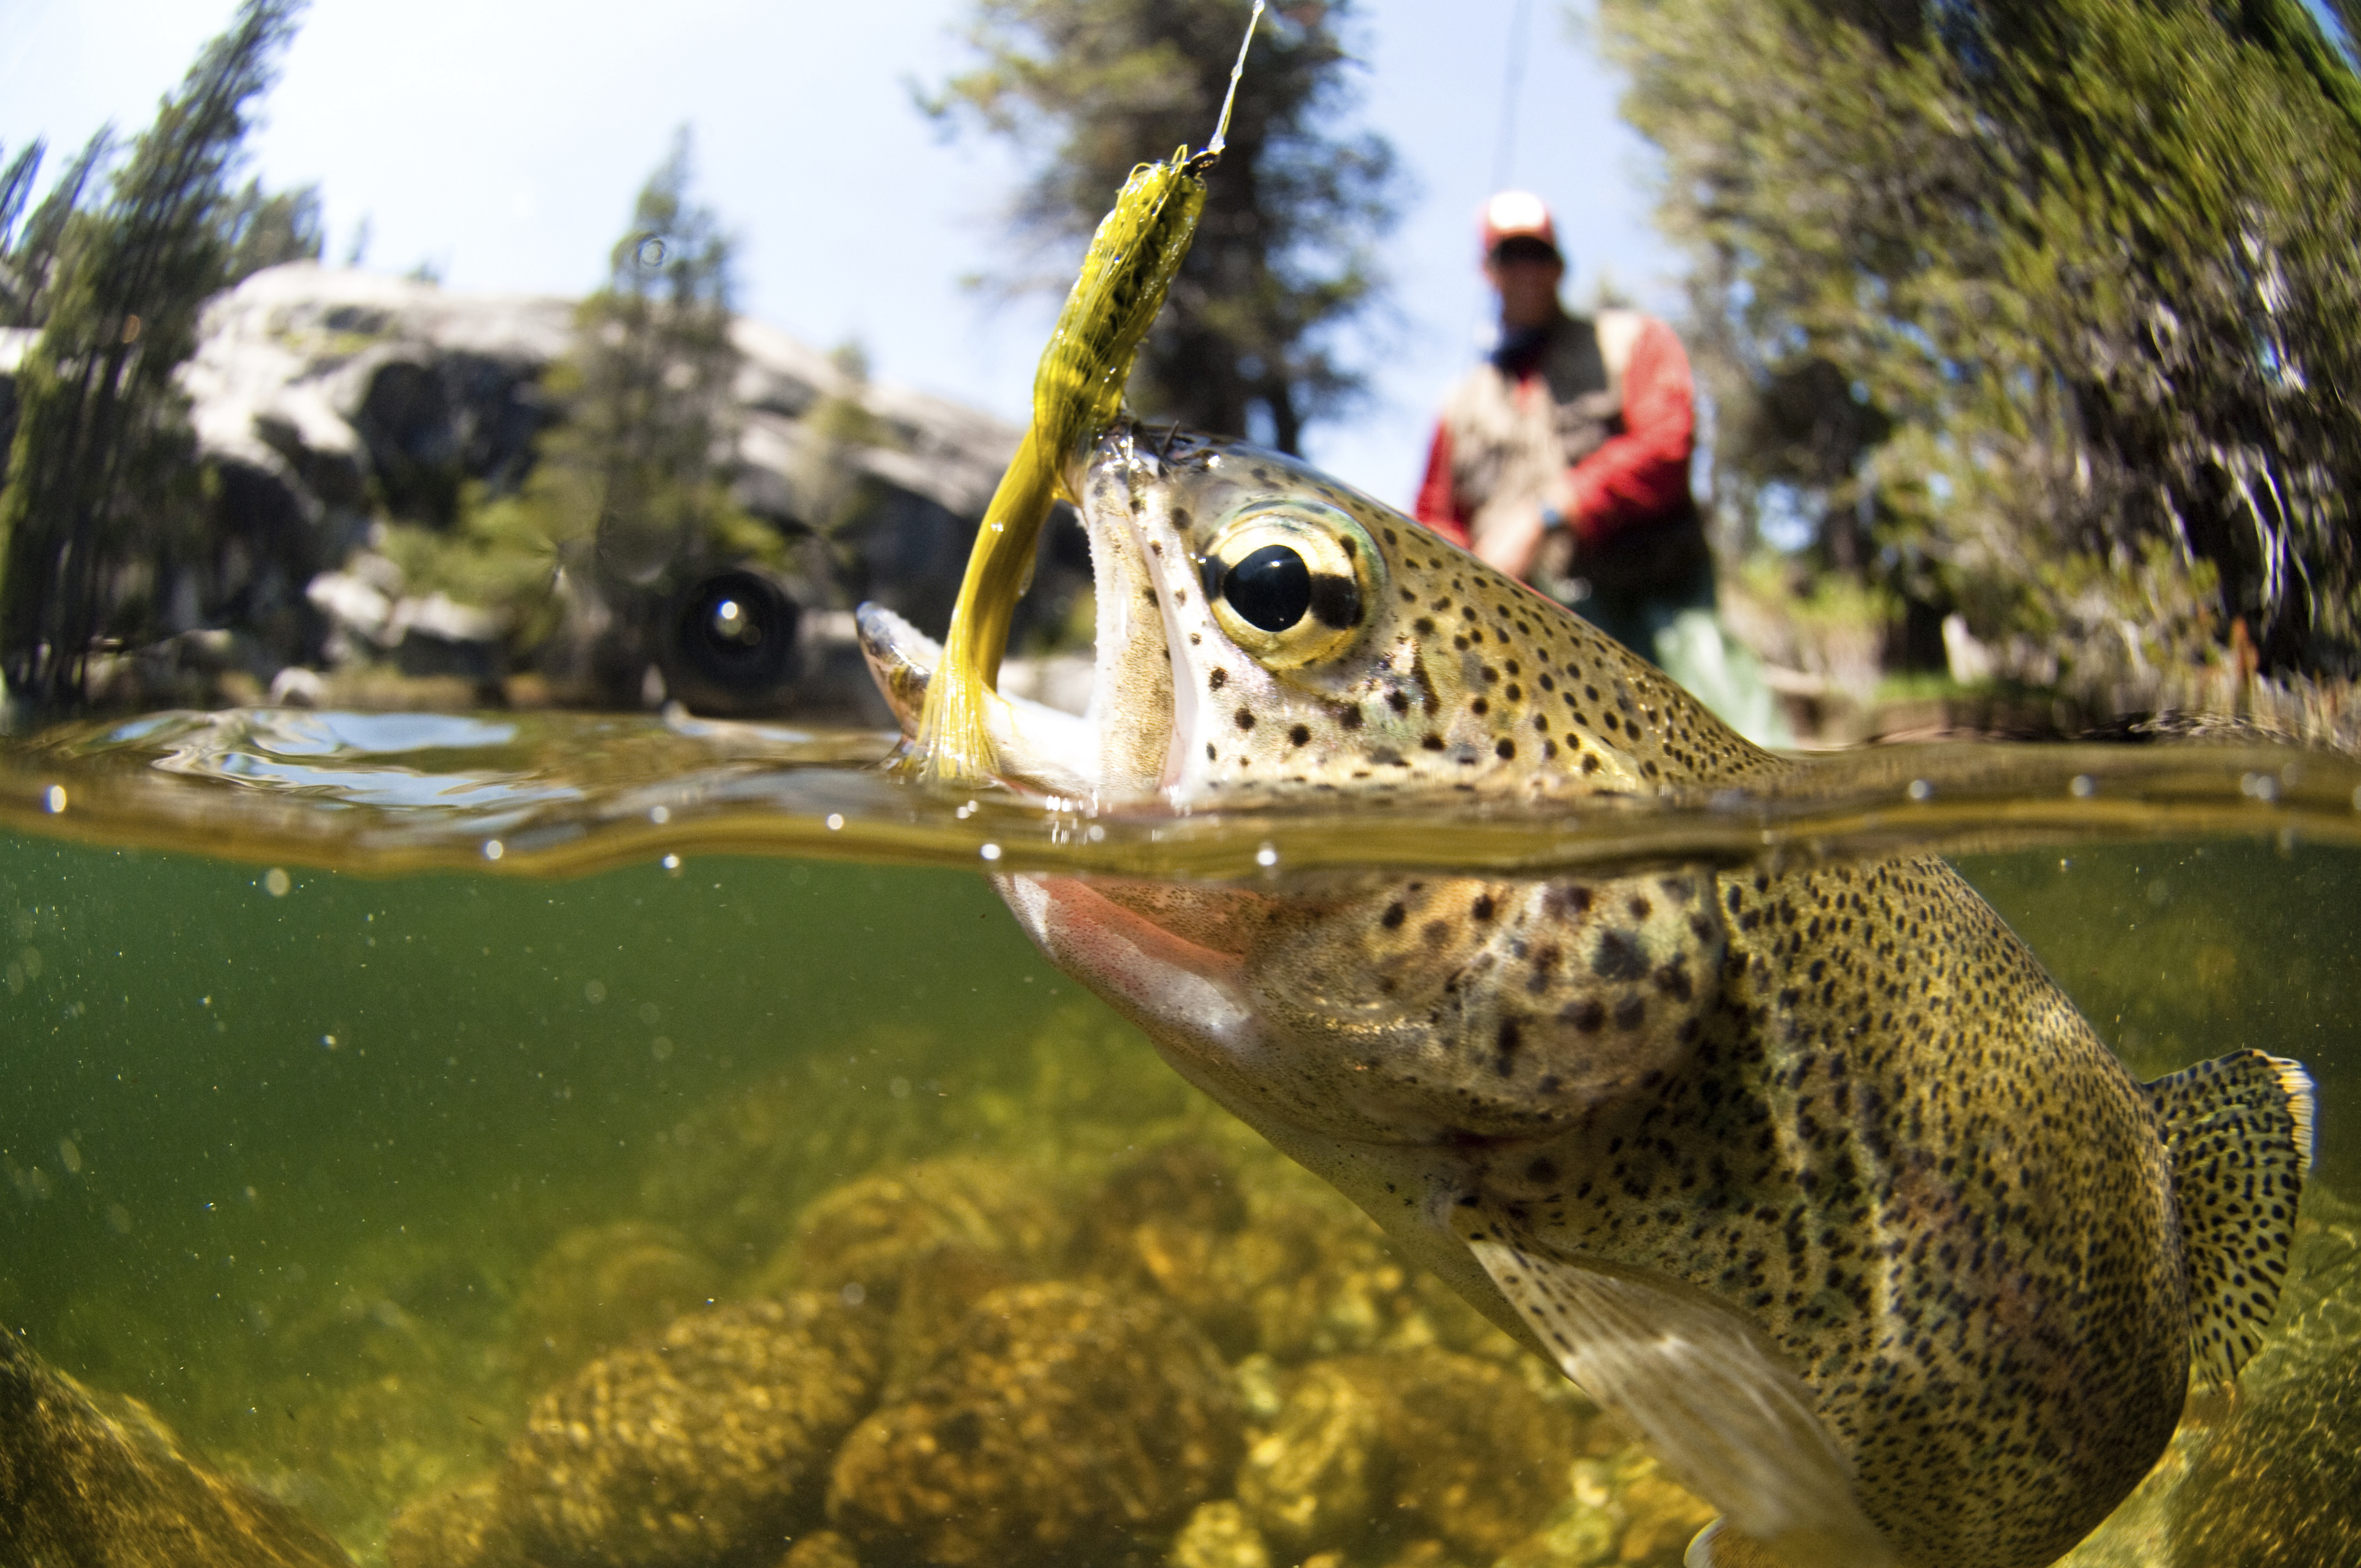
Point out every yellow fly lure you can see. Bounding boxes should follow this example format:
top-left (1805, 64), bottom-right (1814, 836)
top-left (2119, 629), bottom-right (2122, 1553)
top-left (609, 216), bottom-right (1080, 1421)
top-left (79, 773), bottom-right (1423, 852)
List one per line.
top-left (909, 3), bottom-right (1265, 786)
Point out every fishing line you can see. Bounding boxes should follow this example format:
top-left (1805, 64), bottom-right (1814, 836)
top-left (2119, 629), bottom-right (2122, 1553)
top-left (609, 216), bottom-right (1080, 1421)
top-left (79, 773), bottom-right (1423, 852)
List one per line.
top-left (1491, 0), bottom-right (1533, 191)
top-left (1208, 0), bottom-right (1267, 160)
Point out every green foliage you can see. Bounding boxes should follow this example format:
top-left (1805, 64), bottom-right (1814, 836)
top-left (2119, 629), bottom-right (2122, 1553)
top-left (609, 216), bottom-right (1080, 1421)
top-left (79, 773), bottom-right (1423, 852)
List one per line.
top-left (221, 177), bottom-right (324, 286)
top-left (0, 132), bottom-right (109, 330)
top-left (924, 0), bottom-right (1402, 453)
top-left (540, 127), bottom-right (755, 592)
top-left (0, 0), bottom-right (307, 715)
top-left (1600, 0), bottom-right (2361, 683)
top-left (371, 132), bottom-right (773, 676)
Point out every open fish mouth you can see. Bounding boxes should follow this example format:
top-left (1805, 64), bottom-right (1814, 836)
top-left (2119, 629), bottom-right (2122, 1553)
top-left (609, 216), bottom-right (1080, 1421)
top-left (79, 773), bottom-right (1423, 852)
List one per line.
top-left (858, 419), bottom-right (1231, 809)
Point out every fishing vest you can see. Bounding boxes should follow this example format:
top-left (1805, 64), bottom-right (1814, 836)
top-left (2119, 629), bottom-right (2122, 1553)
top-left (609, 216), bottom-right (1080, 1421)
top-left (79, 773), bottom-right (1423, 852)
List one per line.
top-left (1440, 308), bottom-right (1710, 598)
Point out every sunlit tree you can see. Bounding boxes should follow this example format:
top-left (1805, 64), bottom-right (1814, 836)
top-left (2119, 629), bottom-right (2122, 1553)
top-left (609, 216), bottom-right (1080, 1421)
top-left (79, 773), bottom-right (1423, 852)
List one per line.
top-left (0, 0), bottom-right (308, 715)
top-left (1601, 0), bottom-right (2361, 682)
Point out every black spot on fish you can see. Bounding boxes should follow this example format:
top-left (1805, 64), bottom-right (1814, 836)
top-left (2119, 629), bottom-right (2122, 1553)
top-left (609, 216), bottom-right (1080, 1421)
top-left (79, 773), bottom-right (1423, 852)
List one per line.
top-left (1288, 724), bottom-right (1311, 747)
top-left (1564, 999), bottom-right (1606, 1033)
top-left (1337, 705), bottom-right (1363, 729)
top-left (1208, 667), bottom-right (1228, 689)
top-left (1471, 697), bottom-right (1489, 716)
top-left (1496, 739), bottom-right (1516, 760)
top-left (1235, 709), bottom-right (1255, 731)
top-left (1472, 894), bottom-right (1497, 922)
top-left (1382, 901), bottom-right (1407, 928)
top-left (1546, 885), bottom-right (1593, 918)
top-left (1173, 508), bottom-right (1192, 530)
top-left (1205, 743), bottom-right (1217, 761)
top-left (1494, 1017), bottom-right (1522, 1074)
top-left (1422, 734), bottom-right (1446, 750)
top-left (1593, 930), bottom-right (1648, 981)
top-left (1614, 995), bottom-right (1647, 1031)
top-left (1387, 688), bottom-right (1411, 713)
top-left (1628, 894), bottom-right (1652, 920)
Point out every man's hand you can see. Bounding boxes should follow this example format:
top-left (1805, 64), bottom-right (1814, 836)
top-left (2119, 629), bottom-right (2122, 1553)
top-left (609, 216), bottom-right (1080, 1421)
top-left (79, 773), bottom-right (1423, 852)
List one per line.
top-left (1475, 504), bottom-right (1548, 580)
top-left (1474, 471), bottom-right (1577, 582)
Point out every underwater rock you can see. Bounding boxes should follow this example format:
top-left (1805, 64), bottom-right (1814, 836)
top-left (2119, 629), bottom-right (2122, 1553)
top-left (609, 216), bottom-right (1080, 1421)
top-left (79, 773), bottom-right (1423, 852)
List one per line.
top-left (1383, 1349), bottom-right (1582, 1559)
top-left (499, 1293), bottom-right (884, 1568)
top-left (1236, 1348), bottom-right (1578, 1562)
top-left (826, 1281), bottom-right (1242, 1566)
top-left (1168, 1500), bottom-right (1274, 1568)
top-left (877, 1240), bottom-right (1029, 1399)
top-left (2167, 1199), bottom-right (2361, 1567)
top-left (514, 1221), bottom-right (723, 1389)
top-left (1492, 1451), bottom-right (1715, 1568)
top-left (766, 1155), bottom-right (1071, 1311)
top-left (1120, 1183), bottom-right (1410, 1362)
top-left (385, 1476), bottom-right (520, 1568)
top-left (1233, 1359), bottom-right (1387, 1555)
top-left (1085, 1138), bottom-right (1252, 1242)
top-left (0, 1324), bottom-right (355, 1567)
top-left (777, 1529), bottom-right (863, 1568)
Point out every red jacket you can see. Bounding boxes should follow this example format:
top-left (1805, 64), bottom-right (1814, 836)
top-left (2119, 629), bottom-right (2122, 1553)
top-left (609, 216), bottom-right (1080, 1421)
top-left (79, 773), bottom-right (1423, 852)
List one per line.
top-left (1414, 314), bottom-right (1696, 550)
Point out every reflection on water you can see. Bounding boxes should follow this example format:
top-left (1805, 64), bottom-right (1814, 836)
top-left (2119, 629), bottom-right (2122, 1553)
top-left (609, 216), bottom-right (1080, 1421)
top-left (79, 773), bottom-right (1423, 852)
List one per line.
top-left (0, 712), bottom-right (2353, 1566)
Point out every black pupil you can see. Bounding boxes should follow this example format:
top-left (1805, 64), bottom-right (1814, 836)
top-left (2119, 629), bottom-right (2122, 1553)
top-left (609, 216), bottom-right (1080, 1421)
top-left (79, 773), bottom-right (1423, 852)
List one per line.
top-left (1222, 545), bottom-right (1312, 632)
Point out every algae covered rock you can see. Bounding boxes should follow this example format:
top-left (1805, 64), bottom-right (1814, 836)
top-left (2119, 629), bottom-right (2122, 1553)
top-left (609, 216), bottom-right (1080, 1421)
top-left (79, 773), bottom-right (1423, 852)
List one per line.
top-left (1234, 1359), bottom-right (1388, 1555)
top-left (2167, 1198), bottom-right (2361, 1567)
top-left (765, 1155), bottom-right (1070, 1309)
top-left (1169, 1499), bottom-right (1274, 1568)
top-left (777, 1528), bottom-right (864, 1568)
top-left (499, 1293), bottom-right (884, 1567)
top-left (385, 1476), bottom-right (519, 1568)
top-left (514, 1221), bottom-right (722, 1390)
top-left (0, 1324), bottom-right (356, 1568)
top-left (1237, 1348), bottom-right (1578, 1563)
top-left (826, 1281), bottom-right (1243, 1566)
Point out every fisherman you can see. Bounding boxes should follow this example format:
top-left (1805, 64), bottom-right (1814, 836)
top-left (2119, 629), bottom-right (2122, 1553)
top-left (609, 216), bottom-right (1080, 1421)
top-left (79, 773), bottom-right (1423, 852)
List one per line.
top-left (1414, 190), bottom-right (1788, 744)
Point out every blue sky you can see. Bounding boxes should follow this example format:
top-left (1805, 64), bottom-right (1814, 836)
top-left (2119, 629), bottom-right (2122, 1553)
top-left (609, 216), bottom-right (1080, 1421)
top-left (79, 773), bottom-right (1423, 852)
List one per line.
top-left (0, 0), bottom-right (1683, 504)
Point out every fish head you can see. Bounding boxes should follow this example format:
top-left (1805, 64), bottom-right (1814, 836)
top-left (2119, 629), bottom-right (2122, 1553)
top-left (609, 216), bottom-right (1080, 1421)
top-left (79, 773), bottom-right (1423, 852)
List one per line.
top-left (864, 420), bottom-right (1777, 810)
top-left (859, 422), bottom-right (1772, 1150)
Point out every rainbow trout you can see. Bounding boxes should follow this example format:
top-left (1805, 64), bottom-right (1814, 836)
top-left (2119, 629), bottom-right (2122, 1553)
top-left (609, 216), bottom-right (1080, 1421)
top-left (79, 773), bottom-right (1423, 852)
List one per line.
top-left (857, 422), bottom-right (2313, 1568)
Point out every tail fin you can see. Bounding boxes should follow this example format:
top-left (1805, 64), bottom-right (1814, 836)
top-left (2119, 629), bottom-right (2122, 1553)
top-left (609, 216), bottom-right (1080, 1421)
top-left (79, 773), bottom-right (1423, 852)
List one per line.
top-left (2147, 1050), bottom-right (2314, 1384)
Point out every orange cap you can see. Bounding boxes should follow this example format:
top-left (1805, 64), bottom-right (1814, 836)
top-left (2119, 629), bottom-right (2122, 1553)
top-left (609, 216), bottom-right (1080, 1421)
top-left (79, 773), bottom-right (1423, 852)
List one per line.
top-left (1479, 189), bottom-right (1559, 259)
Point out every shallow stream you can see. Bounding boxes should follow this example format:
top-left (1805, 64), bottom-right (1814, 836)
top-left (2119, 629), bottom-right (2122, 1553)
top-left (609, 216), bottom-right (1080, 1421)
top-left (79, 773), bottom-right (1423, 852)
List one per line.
top-left (0, 710), bottom-right (2354, 1567)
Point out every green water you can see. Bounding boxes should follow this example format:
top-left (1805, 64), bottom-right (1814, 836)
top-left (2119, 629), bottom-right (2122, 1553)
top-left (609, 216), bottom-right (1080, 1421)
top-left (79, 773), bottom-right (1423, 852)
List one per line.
top-left (0, 712), bottom-right (2355, 1567)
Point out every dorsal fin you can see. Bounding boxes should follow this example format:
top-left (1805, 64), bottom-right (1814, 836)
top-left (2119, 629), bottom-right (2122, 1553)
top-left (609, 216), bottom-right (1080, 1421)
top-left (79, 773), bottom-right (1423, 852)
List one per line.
top-left (2147, 1049), bottom-right (2314, 1384)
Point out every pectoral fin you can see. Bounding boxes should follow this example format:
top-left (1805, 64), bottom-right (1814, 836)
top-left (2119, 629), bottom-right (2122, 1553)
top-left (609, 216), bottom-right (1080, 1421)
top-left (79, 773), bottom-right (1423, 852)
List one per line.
top-left (1452, 1204), bottom-right (1897, 1568)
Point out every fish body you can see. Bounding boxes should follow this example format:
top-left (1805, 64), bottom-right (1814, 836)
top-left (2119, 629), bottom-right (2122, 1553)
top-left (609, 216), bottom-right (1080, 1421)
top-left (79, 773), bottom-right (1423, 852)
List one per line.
top-left (858, 423), bottom-right (2313, 1568)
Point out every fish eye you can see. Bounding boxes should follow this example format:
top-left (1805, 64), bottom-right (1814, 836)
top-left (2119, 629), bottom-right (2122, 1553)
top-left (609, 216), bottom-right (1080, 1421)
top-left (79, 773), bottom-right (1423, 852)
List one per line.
top-left (1222, 545), bottom-right (1312, 631)
top-left (1200, 500), bottom-right (1383, 668)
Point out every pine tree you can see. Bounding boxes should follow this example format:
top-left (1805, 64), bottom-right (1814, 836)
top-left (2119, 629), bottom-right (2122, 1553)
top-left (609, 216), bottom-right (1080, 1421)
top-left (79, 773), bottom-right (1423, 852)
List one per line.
top-left (422, 130), bottom-right (771, 702)
top-left (1600, 0), bottom-right (2361, 683)
top-left (926, 0), bottom-right (1401, 454)
top-left (0, 0), bottom-right (307, 716)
